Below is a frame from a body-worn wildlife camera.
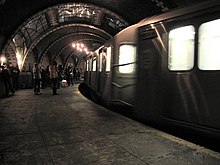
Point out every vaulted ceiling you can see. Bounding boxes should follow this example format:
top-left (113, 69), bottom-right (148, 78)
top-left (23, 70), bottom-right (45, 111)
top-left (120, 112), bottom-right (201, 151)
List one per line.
top-left (0, 0), bottom-right (206, 70)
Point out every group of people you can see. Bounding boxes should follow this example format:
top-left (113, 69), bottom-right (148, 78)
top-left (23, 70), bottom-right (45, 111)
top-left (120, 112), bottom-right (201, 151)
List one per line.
top-left (33, 61), bottom-right (59, 95)
top-left (0, 64), bottom-right (20, 96)
top-left (0, 61), bottom-right (80, 97)
top-left (33, 61), bottom-right (80, 95)
top-left (64, 65), bottom-right (81, 86)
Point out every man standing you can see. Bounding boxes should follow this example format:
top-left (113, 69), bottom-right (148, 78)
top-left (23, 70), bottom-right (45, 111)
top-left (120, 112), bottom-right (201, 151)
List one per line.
top-left (49, 61), bottom-right (59, 95)
top-left (11, 64), bottom-right (20, 90)
top-left (33, 63), bottom-right (41, 95)
top-left (1, 65), bottom-right (15, 96)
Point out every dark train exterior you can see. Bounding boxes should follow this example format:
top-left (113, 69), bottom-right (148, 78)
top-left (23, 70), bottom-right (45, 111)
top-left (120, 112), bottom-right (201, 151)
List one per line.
top-left (83, 0), bottom-right (220, 144)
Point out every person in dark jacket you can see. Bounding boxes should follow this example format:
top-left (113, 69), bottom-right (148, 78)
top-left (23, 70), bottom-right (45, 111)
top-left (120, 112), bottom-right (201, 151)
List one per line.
top-left (33, 63), bottom-right (42, 95)
top-left (49, 61), bottom-right (59, 95)
top-left (1, 65), bottom-right (15, 96)
top-left (11, 64), bottom-right (20, 90)
top-left (40, 66), bottom-right (46, 89)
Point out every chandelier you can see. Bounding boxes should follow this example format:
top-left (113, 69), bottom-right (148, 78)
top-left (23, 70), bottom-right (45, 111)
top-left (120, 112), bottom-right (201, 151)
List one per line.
top-left (72, 26), bottom-right (91, 55)
top-left (72, 42), bottom-right (91, 55)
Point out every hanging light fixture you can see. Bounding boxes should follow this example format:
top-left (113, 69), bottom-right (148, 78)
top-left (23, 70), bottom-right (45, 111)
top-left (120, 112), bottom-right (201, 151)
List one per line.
top-left (0, 55), bottom-right (6, 66)
top-left (72, 26), bottom-right (91, 55)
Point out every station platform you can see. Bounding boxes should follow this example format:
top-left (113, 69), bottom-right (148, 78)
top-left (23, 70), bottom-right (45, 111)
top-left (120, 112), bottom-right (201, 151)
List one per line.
top-left (0, 84), bottom-right (220, 164)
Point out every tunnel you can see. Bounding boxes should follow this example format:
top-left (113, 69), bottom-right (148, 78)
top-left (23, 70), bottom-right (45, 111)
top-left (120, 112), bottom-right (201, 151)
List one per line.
top-left (0, 0), bottom-right (206, 97)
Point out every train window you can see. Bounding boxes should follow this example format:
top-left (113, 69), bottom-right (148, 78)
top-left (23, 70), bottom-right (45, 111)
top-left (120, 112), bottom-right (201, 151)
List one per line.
top-left (198, 19), bottom-right (220, 70)
top-left (89, 58), bottom-right (92, 71)
top-left (86, 60), bottom-right (89, 71)
top-left (92, 57), bottom-right (96, 71)
top-left (119, 44), bottom-right (136, 73)
top-left (106, 47), bottom-right (111, 72)
top-left (168, 25), bottom-right (195, 71)
top-left (99, 52), bottom-right (102, 72)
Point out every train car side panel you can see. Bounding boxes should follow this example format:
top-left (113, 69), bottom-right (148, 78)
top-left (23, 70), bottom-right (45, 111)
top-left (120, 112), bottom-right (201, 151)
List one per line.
top-left (136, 25), bottom-right (163, 123)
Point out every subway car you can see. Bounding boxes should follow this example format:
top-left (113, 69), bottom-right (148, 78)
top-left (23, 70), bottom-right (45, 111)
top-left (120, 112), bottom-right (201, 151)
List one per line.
top-left (82, 0), bottom-right (220, 149)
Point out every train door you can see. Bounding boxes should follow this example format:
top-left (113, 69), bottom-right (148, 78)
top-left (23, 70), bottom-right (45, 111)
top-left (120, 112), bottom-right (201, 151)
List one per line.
top-left (102, 46), bottom-right (113, 106)
top-left (90, 56), bottom-right (97, 90)
top-left (136, 25), bottom-right (162, 122)
top-left (84, 57), bottom-right (91, 85)
top-left (111, 43), bottom-right (137, 110)
top-left (97, 49), bottom-right (103, 94)
top-left (84, 59), bottom-right (90, 85)
top-left (88, 56), bottom-right (92, 86)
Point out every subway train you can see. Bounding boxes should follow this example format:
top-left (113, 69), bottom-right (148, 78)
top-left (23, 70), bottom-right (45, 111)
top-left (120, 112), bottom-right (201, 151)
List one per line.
top-left (81, 0), bottom-right (220, 150)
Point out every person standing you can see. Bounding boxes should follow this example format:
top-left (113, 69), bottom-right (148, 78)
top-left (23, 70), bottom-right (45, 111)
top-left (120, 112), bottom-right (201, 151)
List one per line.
top-left (40, 66), bottom-right (46, 89)
top-left (33, 63), bottom-right (41, 95)
top-left (45, 65), bottom-right (50, 87)
top-left (49, 61), bottom-right (59, 95)
top-left (1, 65), bottom-right (15, 96)
top-left (11, 64), bottom-right (20, 90)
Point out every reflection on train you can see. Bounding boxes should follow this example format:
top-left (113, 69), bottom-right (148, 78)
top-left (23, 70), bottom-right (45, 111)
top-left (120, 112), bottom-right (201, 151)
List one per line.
top-left (82, 0), bottom-right (220, 151)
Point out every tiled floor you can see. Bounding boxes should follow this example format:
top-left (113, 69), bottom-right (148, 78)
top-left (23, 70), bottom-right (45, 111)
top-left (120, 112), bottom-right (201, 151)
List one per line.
top-left (0, 84), bottom-right (220, 164)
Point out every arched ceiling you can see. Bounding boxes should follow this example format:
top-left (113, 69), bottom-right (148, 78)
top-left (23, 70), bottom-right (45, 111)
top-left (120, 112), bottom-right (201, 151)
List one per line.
top-left (0, 0), bottom-right (206, 70)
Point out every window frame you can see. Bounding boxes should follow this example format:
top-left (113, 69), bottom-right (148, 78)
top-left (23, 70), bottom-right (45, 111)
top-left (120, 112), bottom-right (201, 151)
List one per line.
top-left (168, 25), bottom-right (196, 71)
top-left (198, 18), bottom-right (220, 70)
top-left (116, 43), bottom-right (137, 74)
top-left (106, 46), bottom-right (112, 72)
top-left (92, 56), bottom-right (97, 71)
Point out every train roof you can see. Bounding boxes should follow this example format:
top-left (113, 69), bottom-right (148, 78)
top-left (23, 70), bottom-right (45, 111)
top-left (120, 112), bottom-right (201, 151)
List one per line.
top-left (101, 0), bottom-right (220, 48)
top-left (138, 0), bottom-right (220, 26)
top-left (113, 0), bottom-right (220, 39)
top-left (115, 22), bottom-right (140, 36)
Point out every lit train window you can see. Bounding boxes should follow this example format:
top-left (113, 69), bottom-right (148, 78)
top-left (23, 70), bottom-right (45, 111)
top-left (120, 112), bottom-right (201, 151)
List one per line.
top-left (86, 60), bottom-right (89, 71)
top-left (198, 19), bottom-right (220, 70)
top-left (89, 58), bottom-right (92, 71)
top-left (106, 47), bottom-right (111, 72)
top-left (99, 52), bottom-right (102, 72)
top-left (92, 57), bottom-right (96, 71)
top-left (168, 25), bottom-right (195, 71)
top-left (119, 44), bottom-right (136, 73)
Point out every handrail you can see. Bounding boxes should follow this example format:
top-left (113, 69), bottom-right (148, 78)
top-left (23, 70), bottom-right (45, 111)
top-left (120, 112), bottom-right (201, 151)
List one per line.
top-left (112, 61), bottom-right (136, 67)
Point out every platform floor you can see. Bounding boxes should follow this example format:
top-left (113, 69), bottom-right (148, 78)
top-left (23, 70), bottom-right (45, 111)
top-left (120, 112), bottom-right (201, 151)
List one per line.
top-left (0, 84), bottom-right (220, 164)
